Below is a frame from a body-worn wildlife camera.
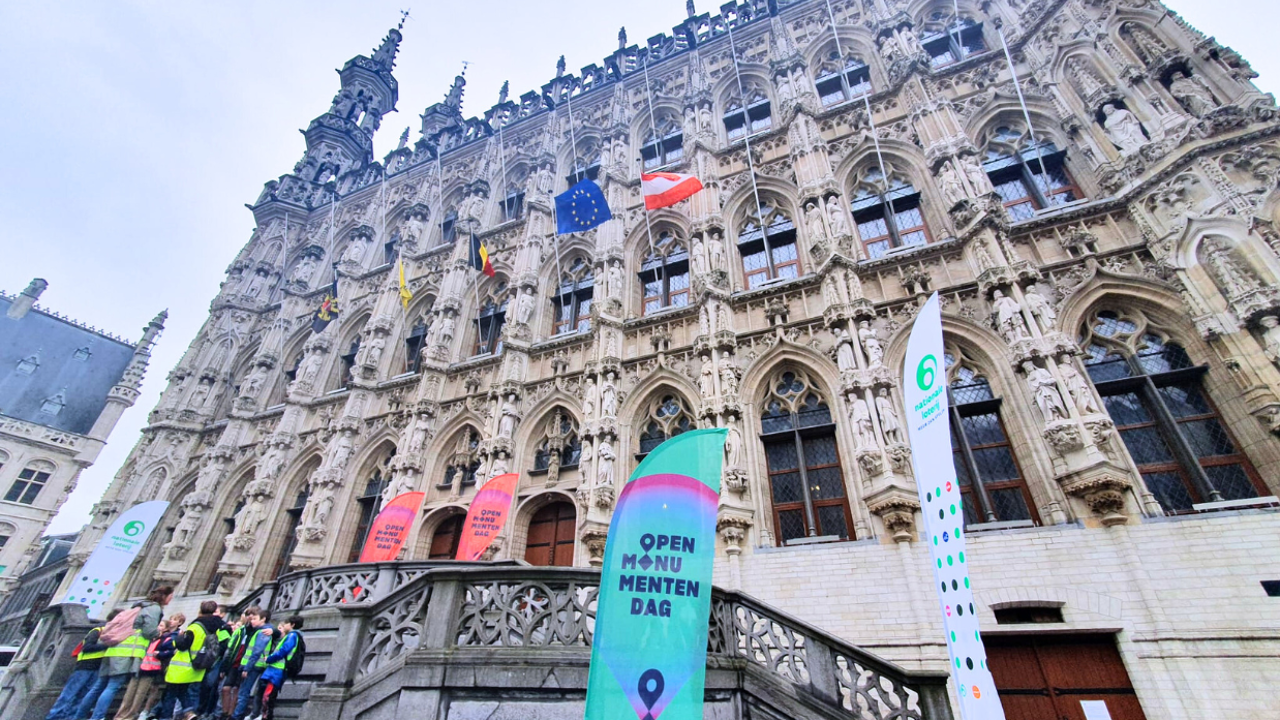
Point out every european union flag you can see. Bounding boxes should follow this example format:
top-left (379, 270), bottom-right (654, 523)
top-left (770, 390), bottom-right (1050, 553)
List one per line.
top-left (555, 178), bottom-right (612, 234)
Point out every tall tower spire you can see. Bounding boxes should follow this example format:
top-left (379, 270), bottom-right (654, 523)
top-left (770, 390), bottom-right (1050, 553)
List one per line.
top-left (253, 18), bottom-right (405, 210)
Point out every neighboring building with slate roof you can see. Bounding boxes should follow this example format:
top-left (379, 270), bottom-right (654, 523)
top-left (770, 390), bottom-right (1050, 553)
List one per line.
top-left (0, 279), bottom-right (164, 594)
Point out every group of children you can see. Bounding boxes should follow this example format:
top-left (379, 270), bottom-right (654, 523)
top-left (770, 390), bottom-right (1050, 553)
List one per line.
top-left (45, 590), bottom-right (303, 720)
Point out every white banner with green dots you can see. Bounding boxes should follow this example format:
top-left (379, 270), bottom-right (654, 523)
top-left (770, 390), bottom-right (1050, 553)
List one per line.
top-left (64, 500), bottom-right (168, 610)
top-left (902, 294), bottom-right (1006, 719)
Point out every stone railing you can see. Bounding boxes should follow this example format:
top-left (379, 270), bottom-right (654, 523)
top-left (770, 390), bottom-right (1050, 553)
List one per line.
top-left (260, 563), bottom-right (951, 720)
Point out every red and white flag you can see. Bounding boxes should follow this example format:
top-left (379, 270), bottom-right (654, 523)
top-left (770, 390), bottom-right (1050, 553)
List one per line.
top-left (641, 171), bottom-right (704, 210)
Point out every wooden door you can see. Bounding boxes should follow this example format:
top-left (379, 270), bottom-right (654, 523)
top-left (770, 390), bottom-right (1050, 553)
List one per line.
top-left (987, 634), bottom-right (1146, 720)
top-left (524, 501), bottom-right (577, 566)
top-left (428, 515), bottom-right (464, 559)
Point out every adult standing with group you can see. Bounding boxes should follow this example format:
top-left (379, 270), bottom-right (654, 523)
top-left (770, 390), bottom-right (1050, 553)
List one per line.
top-left (73, 586), bottom-right (172, 720)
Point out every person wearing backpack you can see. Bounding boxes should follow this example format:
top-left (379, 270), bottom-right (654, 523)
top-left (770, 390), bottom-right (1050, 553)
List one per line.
top-left (257, 617), bottom-right (303, 720)
top-left (197, 604), bottom-right (232, 717)
top-left (43, 611), bottom-right (115, 720)
top-left (143, 615), bottom-right (185, 720)
top-left (77, 587), bottom-right (170, 720)
top-left (162, 601), bottom-right (225, 720)
top-left (216, 618), bottom-right (247, 720)
top-left (113, 614), bottom-right (176, 720)
top-left (230, 609), bottom-right (273, 720)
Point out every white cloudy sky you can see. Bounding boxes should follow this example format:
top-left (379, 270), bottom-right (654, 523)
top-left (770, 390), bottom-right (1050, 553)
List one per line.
top-left (1, 0), bottom-right (1276, 535)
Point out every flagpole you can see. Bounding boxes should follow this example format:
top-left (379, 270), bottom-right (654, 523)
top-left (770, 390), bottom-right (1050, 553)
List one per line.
top-left (996, 22), bottom-right (1049, 204)
top-left (639, 52), bottom-right (665, 300)
top-left (722, 12), bottom-right (771, 270)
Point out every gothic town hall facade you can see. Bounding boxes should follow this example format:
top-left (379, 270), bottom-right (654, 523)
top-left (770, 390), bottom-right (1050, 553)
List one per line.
top-left (63, 0), bottom-right (1280, 716)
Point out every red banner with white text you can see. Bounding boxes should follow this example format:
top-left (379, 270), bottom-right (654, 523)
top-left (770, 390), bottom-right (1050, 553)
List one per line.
top-left (456, 473), bottom-right (519, 561)
top-left (358, 492), bottom-right (425, 563)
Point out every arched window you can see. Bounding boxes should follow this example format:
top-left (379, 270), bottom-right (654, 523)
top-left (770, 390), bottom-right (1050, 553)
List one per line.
top-left (637, 395), bottom-right (695, 457)
top-left (404, 317), bottom-right (430, 373)
top-left (920, 14), bottom-right (986, 68)
top-left (815, 51), bottom-right (872, 106)
top-left (348, 450), bottom-right (395, 562)
top-left (640, 231), bottom-right (691, 314)
top-left (849, 166), bottom-right (930, 259)
top-left (760, 370), bottom-right (852, 544)
top-left (428, 514), bottom-right (464, 559)
top-left (340, 336), bottom-right (361, 389)
top-left (502, 185), bottom-right (525, 221)
top-left (283, 350), bottom-right (305, 385)
top-left (5, 461), bottom-right (53, 505)
top-left (724, 85), bottom-right (772, 141)
top-left (0, 522), bottom-right (14, 556)
top-left (441, 428), bottom-right (482, 492)
top-left (945, 347), bottom-right (1037, 526)
top-left (441, 208), bottom-right (458, 244)
top-left (382, 230), bottom-right (400, 266)
top-left (524, 501), bottom-right (576, 566)
top-left (738, 203), bottom-right (800, 289)
top-left (201, 472), bottom-right (250, 595)
top-left (474, 282), bottom-right (511, 356)
top-left (553, 258), bottom-right (594, 335)
top-left (982, 125), bottom-right (1082, 221)
top-left (533, 410), bottom-right (583, 472)
top-left (1079, 309), bottom-right (1265, 513)
top-left (641, 115), bottom-right (685, 170)
top-left (566, 146), bottom-right (603, 186)
top-left (271, 486), bottom-right (309, 579)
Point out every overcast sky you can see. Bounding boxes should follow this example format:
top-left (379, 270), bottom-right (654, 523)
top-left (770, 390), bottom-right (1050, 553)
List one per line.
top-left (2, 0), bottom-right (1275, 536)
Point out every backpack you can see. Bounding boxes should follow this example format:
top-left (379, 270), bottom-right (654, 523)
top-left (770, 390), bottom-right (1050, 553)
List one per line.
top-left (190, 624), bottom-right (225, 671)
top-left (99, 606), bottom-right (143, 646)
top-left (283, 632), bottom-right (306, 681)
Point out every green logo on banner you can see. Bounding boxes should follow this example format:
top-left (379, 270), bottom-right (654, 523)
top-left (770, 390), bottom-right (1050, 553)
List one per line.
top-left (123, 521), bottom-right (145, 537)
top-left (917, 354), bottom-right (937, 391)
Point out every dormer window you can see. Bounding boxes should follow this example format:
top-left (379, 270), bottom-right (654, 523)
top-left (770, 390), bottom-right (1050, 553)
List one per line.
top-left (40, 391), bottom-right (65, 416)
top-left (73, 347), bottom-right (91, 362)
top-left (922, 18), bottom-right (986, 68)
top-left (16, 355), bottom-right (38, 375)
top-left (816, 54), bottom-right (872, 107)
top-left (724, 91), bottom-right (772, 142)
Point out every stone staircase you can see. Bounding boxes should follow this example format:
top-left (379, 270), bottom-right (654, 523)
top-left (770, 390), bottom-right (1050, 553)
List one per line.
top-left (233, 562), bottom-right (953, 720)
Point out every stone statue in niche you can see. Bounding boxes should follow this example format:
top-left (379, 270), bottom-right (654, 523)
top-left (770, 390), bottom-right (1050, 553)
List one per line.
top-left (382, 473), bottom-right (415, 505)
top-left (498, 394), bottom-right (519, 439)
top-left (875, 388), bottom-right (902, 444)
top-left (823, 274), bottom-right (841, 307)
top-left (489, 454), bottom-right (510, 478)
top-left (700, 357), bottom-right (716, 397)
top-left (169, 506), bottom-right (204, 551)
top-left (240, 364), bottom-right (269, 399)
top-left (583, 376), bottom-right (599, 418)
top-left (805, 200), bottom-right (828, 241)
top-left (438, 315), bottom-right (456, 348)
top-left (699, 304), bottom-right (712, 336)
top-left (596, 440), bottom-right (616, 488)
top-left (326, 432), bottom-right (355, 472)
top-left (708, 231), bottom-right (725, 270)
top-left (364, 334), bottom-right (386, 369)
top-left (973, 239), bottom-right (996, 270)
top-left (858, 320), bottom-right (884, 367)
top-left (1168, 71), bottom-right (1216, 118)
top-left (961, 156), bottom-right (993, 196)
top-left (297, 351), bottom-right (323, 391)
top-left (1023, 361), bottom-right (1068, 422)
top-left (724, 423), bottom-right (743, 468)
top-left (719, 363), bottom-right (739, 396)
top-left (938, 160), bottom-right (967, 207)
top-left (1101, 103), bottom-right (1148, 157)
top-left (608, 262), bottom-right (623, 301)
top-left (289, 255), bottom-right (318, 286)
top-left (231, 495), bottom-right (267, 545)
top-left (717, 300), bottom-right (731, 333)
top-left (516, 290), bottom-right (534, 325)
top-left (992, 289), bottom-right (1028, 342)
top-left (1023, 284), bottom-right (1057, 331)
top-left (401, 213), bottom-right (426, 248)
top-left (836, 328), bottom-right (857, 372)
top-left (826, 197), bottom-right (850, 236)
top-left (1057, 360), bottom-right (1100, 415)
top-left (342, 238), bottom-right (368, 265)
top-left (691, 235), bottom-right (709, 275)
top-left (601, 372), bottom-right (619, 417)
top-left (851, 394), bottom-right (875, 448)
top-left (1258, 315), bottom-right (1280, 366)
top-left (579, 440), bottom-right (594, 485)
top-left (303, 482), bottom-right (336, 530)
top-left (407, 414), bottom-right (431, 455)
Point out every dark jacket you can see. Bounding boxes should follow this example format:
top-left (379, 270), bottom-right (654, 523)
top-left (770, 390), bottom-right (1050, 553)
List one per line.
top-left (76, 628), bottom-right (108, 671)
top-left (156, 630), bottom-right (182, 664)
top-left (175, 614), bottom-right (228, 652)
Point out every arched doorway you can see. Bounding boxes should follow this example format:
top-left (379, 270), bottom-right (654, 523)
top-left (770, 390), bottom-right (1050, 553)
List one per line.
top-left (428, 514), bottom-right (464, 559)
top-left (524, 501), bottom-right (576, 567)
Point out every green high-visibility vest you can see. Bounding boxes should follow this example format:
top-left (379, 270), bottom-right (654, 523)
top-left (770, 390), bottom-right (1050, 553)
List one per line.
top-left (165, 622), bottom-right (207, 685)
top-left (266, 632), bottom-right (298, 670)
top-left (103, 631), bottom-right (149, 660)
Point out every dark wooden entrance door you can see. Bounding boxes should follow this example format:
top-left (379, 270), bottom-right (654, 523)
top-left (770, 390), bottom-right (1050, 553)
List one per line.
top-left (987, 634), bottom-right (1147, 720)
top-left (524, 501), bottom-right (576, 566)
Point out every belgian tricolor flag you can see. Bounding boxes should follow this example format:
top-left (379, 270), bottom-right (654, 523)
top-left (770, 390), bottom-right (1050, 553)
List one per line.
top-left (311, 265), bottom-right (340, 334)
top-left (470, 233), bottom-right (496, 277)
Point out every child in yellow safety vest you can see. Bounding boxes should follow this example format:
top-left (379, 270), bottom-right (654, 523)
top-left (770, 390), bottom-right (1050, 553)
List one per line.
top-left (257, 616), bottom-right (303, 720)
top-left (44, 612), bottom-right (115, 720)
top-left (161, 600), bottom-right (223, 720)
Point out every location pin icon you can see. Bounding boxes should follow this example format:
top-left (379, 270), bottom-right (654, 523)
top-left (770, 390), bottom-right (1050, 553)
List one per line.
top-left (638, 668), bottom-right (665, 720)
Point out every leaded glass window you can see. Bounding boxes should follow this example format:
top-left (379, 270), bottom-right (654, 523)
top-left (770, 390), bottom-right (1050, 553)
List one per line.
top-left (760, 370), bottom-right (852, 544)
top-left (920, 16), bottom-right (987, 68)
top-left (1079, 309), bottom-right (1264, 513)
top-left (815, 52), bottom-right (872, 106)
top-left (638, 395), bottom-right (695, 457)
top-left (640, 231), bottom-right (690, 314)
top-left (982, 125), bottom-right (1082, 221)
top-left (552, 258), bottom-right (594, 335)
top-left (738, 203), bottom-right (800, 289)
top-left (850, 167), bottom-right (931, 259)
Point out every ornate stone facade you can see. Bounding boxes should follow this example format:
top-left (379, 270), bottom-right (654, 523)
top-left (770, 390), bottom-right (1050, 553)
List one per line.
top-left (68, 0), bottom-right (1280, 715)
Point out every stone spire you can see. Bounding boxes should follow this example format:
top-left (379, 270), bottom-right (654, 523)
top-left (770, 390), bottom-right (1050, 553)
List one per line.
top-left (88, 310), bottom-right (166, 441)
